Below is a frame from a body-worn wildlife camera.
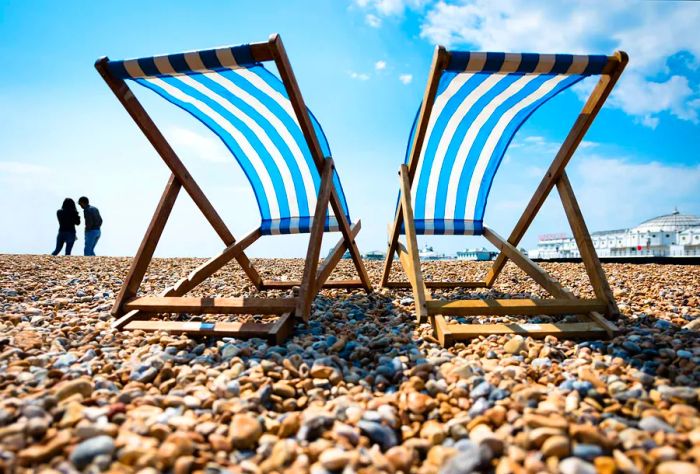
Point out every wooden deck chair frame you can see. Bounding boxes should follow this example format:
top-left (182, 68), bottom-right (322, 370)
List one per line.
top-left (96, 34), bottom-right (372, 343)
top-left (381, 46), bottom-right (628, 346)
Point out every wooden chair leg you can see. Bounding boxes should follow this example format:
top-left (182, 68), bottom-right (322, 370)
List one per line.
top-left (297, 159), bottom-right (334, 321)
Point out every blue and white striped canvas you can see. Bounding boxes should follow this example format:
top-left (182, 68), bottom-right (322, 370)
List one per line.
top-left (108, 44), bottom-right (350, 235)
top-left (403, 52), bottom-right (608, 235)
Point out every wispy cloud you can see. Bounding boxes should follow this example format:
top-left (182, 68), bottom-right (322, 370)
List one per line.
top-left (375, 60), bottom-right (387, 71)
top-left (354, 0), bottom-right (700, 128)
top-left (349, 71), bottom-right (371, 81)
top-left (365, 13), bottom-right (382, 27)
top-left (399, 73), bottom-right (413, 85)
top-left (416, 0), bottom-right (700, 128)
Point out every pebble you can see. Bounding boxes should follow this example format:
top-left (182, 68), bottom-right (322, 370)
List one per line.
top-left (503, 335), bottom-right (525, 354)
top-left (0, 256), bottom-right (698, 473)
top-left (69, 435), bottom-right (115, 469)
top-left (229, 414), bottom-right (262, 449)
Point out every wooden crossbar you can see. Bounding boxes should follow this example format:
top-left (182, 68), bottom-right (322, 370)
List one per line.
top-left (434, 315), bottom-right (606, 346)
top-left (427, 298), bottom-right (606, 317)
top-left (384, 281), bottom-right (488, 289)
top-left (315, 221), bottom-right (362, 291)
top-left (124, 296), bottom-right (297, 314)
top-left (124, 312), bottom-right (294, 345)
top-left (262, 280), bottom-right (365, 290)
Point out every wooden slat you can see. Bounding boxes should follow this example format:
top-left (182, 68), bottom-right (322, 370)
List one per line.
top-left (123, 312), bottom-right (294, 343)
top-left (483, 51), bottom-right (628, 287)
top-left (384, 281), bottom-right (488, 289)
top-left (381, 46), bottom-right (449, 287)
top-left (124, 297), bottom-right (297, 314)
top-left (433, 315), bottom-right (453, 347)
top-left (483, 227), bottom-right (573, 299)
top-left (426, 298), bottom-right (607, 316)
top-left (261, 280), bottom-right (365, 290)
top-left (112, 174), bottom-right (181, 317)
top-left (269, 35), bottom-right (372, 294)
top-left (557, 173), bottom-right (619, 316)
top-left (111, 228), bottom-right (262, 330)
top-left (297, 158), bottom-right (334, 320)
top-left (398, 165), bottom-right (429, 322)
top-left (441, 321), bottom-right (607, 340)
top-left (315, 221), bottom-right (362, 291)
top-left (95, 58), bottom-right (263, 289)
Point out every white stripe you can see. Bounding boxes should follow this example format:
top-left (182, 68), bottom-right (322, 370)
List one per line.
top-left (411, 73), bottom-right (474, 213)
top-left (462, 75), bottom-right (570, 220)
top-left (145, 77), bottom-right (281, 219)
top-left (175, 74), bottom-right (301, 217)
top-left (466, 53), bottom-right (487, 72)
top-left (235, 68), bottom-right (333, 217)
top-left (236, 69), bottom-right (299, 125)
top-left (206, 72), bottom-right (318, 217)
top-left (443, 74), bottom-right (540, 220)
top-left (184, 52), bottom-right (206, 71)
top-left (422, 74), bottom-right (507, 220)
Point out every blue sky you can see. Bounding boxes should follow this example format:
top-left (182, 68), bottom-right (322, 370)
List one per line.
top-left (1, 0), bottom-right (699, 258)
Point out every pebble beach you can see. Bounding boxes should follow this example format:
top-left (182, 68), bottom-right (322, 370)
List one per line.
top-left (0, 254), bottom-right (699, 473)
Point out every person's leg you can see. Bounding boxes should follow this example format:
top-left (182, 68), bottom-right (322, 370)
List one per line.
top-left (84, 230), bottom-right (98, 256)
top-left (91, 230), bottom-right (101, 256)
top-left (51, 233), bottom-right (64, 256)
top-left (65, 237), bottom-right (75, 255)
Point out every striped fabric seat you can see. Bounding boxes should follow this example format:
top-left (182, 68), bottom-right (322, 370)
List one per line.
top-left (108, 44), bottom-right (350, 235)
top-left (403, 52), bottom-right (608, 235)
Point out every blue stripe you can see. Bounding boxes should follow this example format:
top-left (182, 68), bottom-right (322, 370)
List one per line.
top-left (483, 52), bottom-right (506, 72)
top-left (447, 52), bottom-right (470, 71)
top-left (551, 54), bottom-right (574, 74)
top-left (241, 67), bottom-right (321, 195)
top-left (168, 53), bottom-right (190, 74)
top-left (107, 61), bottom-right (129, 79)
top-left (199, 49), bottom-right (223, 70)
top-left (401, 219), bottom-right (483, 235)
top-left (415, 72), bottom-right (491, 221)
top-left (137, 57), bottom-right (159, 77)
top-left (583, 55), bottom-right (608, 75)
top-left (516, 53), bottom-right (539, 73)
top-left (472, 75), bottom-right (584, 221)
top-left (134, 77), bottom-right (272, 220)
top-left (452, 73), bottom-right (551, 221)
top-left (196, 71), bottom-right (312, 220)
top-left (231, 45), bottom-right (254, 66)
top-left (435, 73), bottom-right (521, 222)
top-left (161, 75), bottom-right (293, 227)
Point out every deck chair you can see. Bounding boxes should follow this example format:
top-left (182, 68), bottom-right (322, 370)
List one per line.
top-left (382, 47), bottom-right (628, 346)
top-left (96, 34), bottom-right (372, 343)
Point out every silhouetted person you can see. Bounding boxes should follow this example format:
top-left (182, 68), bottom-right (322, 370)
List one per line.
top-left (78, 196), bottom-right (102, 256)
top-left (51, 198), bottom-right (81, 256)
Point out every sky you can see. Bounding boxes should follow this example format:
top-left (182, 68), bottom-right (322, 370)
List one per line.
top-left (1, 0), bottom-right (699, 260)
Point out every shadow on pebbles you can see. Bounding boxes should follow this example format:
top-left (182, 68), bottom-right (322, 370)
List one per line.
top-left (0, 255), bottom-right (699, 473)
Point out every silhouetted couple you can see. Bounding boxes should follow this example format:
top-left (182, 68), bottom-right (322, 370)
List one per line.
top-left (51, 196), bottom-right (103, 256)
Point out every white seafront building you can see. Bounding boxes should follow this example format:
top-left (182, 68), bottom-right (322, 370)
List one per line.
top-left (530, 210), bottom-right (700, 259)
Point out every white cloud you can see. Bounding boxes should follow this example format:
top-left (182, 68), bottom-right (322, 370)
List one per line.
top-left (355, 0), bottom-right (427, 16)
top-left (349, 71), bottom-right (371, 80)
top-left (375, 60), bottom-right (387, 71)
top-left (0, 161), bottom-right (51, 176)
top-left (365, 13), bottom-right (382, 27)
top-left (399, 73), bottom-right (413, 84)
top-left (166, 126), bottom-right (229, 163)
top-left (394, 0), bottom-right (700, 128)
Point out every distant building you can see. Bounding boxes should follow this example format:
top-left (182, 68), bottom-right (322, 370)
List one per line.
top-left (364, 250), bottom-right (385, 260)
top-left (530, 209), bottom-right (700, 259)
top-left (457, 247), bottom-right (497, 261)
